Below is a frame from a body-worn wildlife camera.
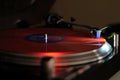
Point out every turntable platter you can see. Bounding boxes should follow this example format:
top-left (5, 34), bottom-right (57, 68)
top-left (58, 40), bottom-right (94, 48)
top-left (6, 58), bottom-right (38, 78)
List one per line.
top-left (0, 28), bottom-right (113, 66)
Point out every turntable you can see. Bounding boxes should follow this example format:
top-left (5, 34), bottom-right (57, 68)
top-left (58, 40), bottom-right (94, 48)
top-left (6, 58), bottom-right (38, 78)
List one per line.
top-left (0, 25), bottom-right (118, 80)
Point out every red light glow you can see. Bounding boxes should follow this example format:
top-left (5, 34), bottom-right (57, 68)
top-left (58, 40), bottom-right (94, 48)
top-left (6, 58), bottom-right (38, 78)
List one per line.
top-left (31, 52), bottom-right (69, 58)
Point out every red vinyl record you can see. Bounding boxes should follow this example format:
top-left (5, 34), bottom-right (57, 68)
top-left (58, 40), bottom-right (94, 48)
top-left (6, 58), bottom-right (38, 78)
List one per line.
top-left (0, 27), bottom-right (113, 66)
